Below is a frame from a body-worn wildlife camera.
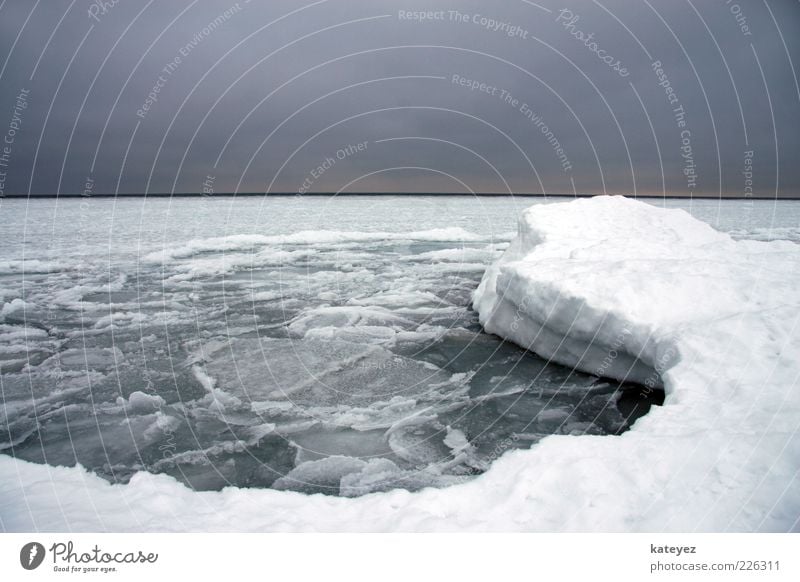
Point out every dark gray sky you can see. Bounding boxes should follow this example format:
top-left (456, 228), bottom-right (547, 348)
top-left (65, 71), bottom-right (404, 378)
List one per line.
top-left (0, 0), bottom-right (798, 197)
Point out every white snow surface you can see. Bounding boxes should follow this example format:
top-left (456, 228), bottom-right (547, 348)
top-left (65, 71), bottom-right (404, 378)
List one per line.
top-left (2, 196), bottom-right (799, 532)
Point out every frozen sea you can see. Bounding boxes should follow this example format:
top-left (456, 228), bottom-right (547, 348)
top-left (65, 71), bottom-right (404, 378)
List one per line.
top-left (0, 195), bottom-right (797, 496)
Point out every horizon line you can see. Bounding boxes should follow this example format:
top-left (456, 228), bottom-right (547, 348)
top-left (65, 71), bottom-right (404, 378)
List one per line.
top-left (2, 192), bottom-right (797, 201)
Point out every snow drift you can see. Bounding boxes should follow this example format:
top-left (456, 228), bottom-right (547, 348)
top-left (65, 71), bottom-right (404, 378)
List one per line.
top-left (2, 196), bottom-right (799, 531)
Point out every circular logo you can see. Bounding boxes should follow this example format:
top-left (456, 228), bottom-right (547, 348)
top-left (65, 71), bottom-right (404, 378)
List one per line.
top-left (20, 542), bottom-right (45, 570)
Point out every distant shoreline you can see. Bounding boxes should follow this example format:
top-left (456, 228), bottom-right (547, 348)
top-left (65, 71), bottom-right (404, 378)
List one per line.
top-left (2, 193), bottom-right (798, 200)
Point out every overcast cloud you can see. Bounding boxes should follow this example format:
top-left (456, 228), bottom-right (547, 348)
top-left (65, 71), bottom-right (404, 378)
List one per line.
top-left (0, 0), bottom-right (798, 197)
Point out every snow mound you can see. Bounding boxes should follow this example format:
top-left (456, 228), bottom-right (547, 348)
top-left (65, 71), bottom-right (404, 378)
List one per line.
top-left (2, 196), bottom-right (799, 532)
top-left (474, 196), bottom-right (797, 388)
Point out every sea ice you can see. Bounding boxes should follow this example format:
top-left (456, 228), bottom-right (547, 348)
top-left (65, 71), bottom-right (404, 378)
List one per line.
top-left (2, 196), bottom-right (798, 531)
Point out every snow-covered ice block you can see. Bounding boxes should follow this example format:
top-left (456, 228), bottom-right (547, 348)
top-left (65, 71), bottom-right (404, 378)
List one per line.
top-left (474, 196), bottom-right (794, 389)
